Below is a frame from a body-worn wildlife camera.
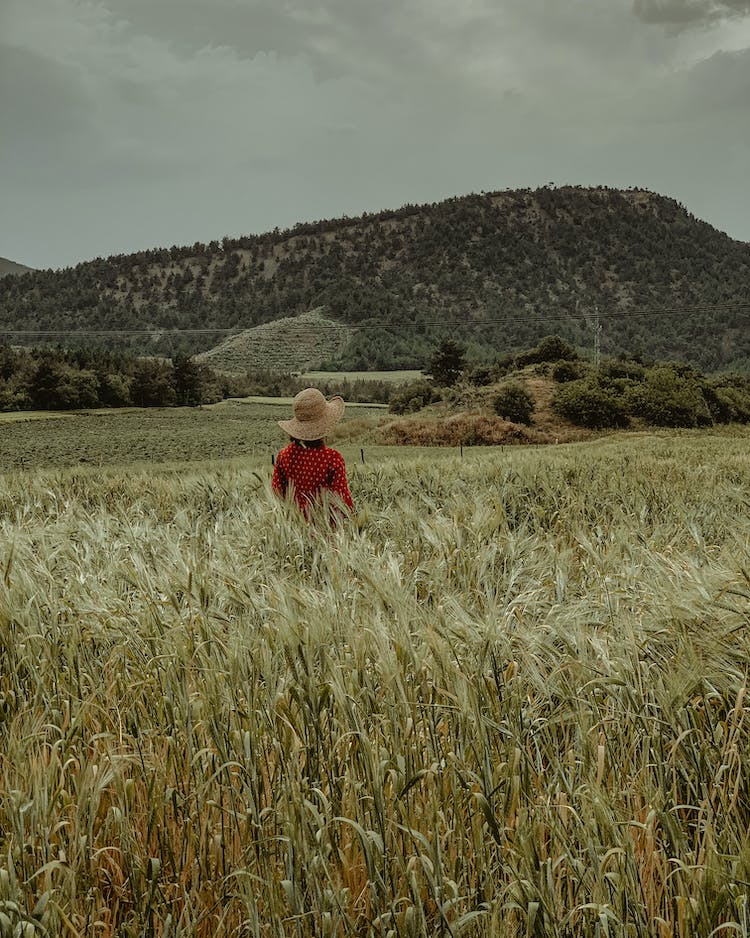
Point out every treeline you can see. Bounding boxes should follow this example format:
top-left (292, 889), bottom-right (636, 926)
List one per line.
top-left (0, 346), bottom-right (241, 411)
top-left (0, 346), bottom-right (395, 412)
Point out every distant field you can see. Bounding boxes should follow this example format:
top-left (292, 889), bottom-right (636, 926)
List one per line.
top-left (0, 399), bottom-right (386, 472)
top-left (238, 395), bottom-right (388, 408)
top-left (302, 369), bottom-right (422, 384)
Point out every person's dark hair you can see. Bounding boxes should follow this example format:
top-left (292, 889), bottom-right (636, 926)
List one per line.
top-left (291, 437), bottom-right (324, 448)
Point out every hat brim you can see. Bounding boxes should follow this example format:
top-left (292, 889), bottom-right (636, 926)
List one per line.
top-left (278, 395), bottom-right (345, 440)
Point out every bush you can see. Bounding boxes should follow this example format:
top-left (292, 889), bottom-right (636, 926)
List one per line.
top-left (600, 359), bottom-right (646, 381)
top-left (552, 379), bottom-right (629, 429)
top-left (466, 364), bottom-right (497, 386)
top-left (493, 382), bottom-right (535, 424)
top-left (551, 359), bottom-right (586, 383)
top-left (625, 366), bottom-right (711, 427)
top-left (516, 335), bottom-right (578, 367)
top-left (705, 376), bottom-right (750, 423)
top-left (388, 379), bottom-right (441, 414)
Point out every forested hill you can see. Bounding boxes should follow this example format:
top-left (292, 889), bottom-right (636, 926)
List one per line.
top-left (1, 186), bottom-right (749, 372)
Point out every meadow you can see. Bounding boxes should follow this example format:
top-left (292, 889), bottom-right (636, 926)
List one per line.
top-left (0, 431), bottom-right (749, 936)
top-left (0, 400), bottom-right (386, 471)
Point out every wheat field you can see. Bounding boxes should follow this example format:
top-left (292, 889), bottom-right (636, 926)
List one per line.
top-left (0, 433), bottom-right (749, 936)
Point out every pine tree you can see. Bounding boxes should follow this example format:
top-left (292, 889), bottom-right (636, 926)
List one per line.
top-left (427, 339), bottom-right (466, 386)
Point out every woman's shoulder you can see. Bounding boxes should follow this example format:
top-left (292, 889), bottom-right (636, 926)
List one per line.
top-left (322, 446), bottom-right (345, 463)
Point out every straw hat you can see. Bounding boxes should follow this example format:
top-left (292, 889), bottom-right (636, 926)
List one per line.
top-left (278, 388), bottom-right (345, 440)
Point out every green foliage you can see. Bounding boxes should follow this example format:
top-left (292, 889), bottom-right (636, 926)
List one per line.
top-left (388, 379), bottom-right (441, 414)
top-left (552, 378), bottom-right (630, 428)
top-left (426, 339), bottom-right (466, 386)
top-left (552, 359), bottom-right (750, 430)
top-left (551, 359), bottom-right (587, 383)
top-left (625, 365), bottom-right (712, 427)
top-left (706, 376), bottom-right (750, 422)
top-left (493, 381), bottom-right (535, 424)
top-left (466, 364), bottom-right (497, 386)
top-left (516, 335), bottom-right (579, 367)
top-left (97, 372), bottom-right (133, 407)
top-left (0, 344), bottom-right (249, 412)
top-left (172, 354), bottom-right (203, 406)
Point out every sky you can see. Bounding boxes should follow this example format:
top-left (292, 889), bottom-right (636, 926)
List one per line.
top-left (2, 0), bottom-right (750, 270)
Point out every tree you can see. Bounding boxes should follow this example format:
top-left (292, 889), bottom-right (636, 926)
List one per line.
top-left (28, 357), bottom-right (66, 410)
top-left (427, 339), bottom-right (466, 387)
top-left (493, 382), bottom-right (535, 424)
top-left (132, 359), bottom-right (176, 407)
top-left (172, 354), bottom-right (203, 406)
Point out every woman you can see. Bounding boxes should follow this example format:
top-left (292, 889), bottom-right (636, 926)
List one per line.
top-left (272, 387), bottom-right (354, 520)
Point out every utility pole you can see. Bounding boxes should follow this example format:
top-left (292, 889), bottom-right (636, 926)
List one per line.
top-left (593, 306), bottom-right (602, 371)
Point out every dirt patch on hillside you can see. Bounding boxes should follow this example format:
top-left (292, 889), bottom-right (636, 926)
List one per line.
top-left (518, 374), bottom-right (591, 441)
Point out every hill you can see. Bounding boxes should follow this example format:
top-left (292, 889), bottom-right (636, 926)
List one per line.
top-left (1, 187), bottom-right (749, 371)
top-left (196, 307), bottom-right (353, 373)
top-left (0, 257), bottom-right (33, 278)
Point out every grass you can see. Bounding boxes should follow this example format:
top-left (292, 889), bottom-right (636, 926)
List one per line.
top-left (0, 432), bottom-right (749, 935)
top-left (0, 400), bottom-right (386, 472)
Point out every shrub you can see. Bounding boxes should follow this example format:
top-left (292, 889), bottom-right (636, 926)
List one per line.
top-left (551, 359), bottom-right (586, 383)
top-left (493, 382), bottom-right (535, 424)
top-left (705, 376), bottom-right (750, 423)
top-left (600, 359), bottom-right (646, 381)
top-left (552, 379), bottom-right (629, 429)
top-left (388, 379), bottom-right (441, 414)
top-left (516, 335), bottom-right (578, 367)
top-left (466, 364), bottom-right (497, 386)
top-left (625, 366), bottom-right (712, 427)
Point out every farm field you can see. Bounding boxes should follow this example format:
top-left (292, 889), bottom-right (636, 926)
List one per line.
top-left (301, 370), bottom-right (423, 384)
top-left (0, 400), bottom-right (387, 472)
top-left (0, 433), bottom-right (749, 936)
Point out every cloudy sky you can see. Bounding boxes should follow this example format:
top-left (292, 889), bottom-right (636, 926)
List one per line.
top-left (2, 0), bottom-right (750, 269)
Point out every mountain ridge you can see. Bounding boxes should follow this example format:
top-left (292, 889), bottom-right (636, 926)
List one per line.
top-left (0, 257), bottom-right (34, 278)
top-left (1, 186), bottom-right (749, 371)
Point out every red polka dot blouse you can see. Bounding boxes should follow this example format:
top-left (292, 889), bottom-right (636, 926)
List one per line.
top-left (272, 442), bottom-right (354, 518)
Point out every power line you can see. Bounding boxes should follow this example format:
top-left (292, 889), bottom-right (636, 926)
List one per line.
top-left (0, 301), bottom-right (748, 337)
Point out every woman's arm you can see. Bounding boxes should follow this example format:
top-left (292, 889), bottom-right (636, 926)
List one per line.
top-left (328, 452), bottom-right (354, 511)
top-left (271, 453), bottom-right (287, 496)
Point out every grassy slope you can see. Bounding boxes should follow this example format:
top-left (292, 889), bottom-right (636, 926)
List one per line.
top-left (374, 371), bottom-right (594, 446)
top-left (196, 308), bottom-right (354, 373)
top-left (0, 436), bottom-right (748, 935)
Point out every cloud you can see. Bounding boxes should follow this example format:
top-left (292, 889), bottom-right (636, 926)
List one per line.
top-left (633, 0), bottom-right (750, 26)
top-left (2, 0), bottom-right (750, 267)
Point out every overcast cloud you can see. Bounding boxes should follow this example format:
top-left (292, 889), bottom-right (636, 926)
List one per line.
top-left (2, 0), bottom-right (749, 268)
